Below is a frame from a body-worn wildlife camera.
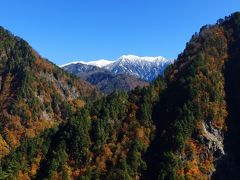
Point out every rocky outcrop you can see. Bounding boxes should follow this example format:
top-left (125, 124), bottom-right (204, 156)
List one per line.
top-left (202, 122), bottom-right (225, 156)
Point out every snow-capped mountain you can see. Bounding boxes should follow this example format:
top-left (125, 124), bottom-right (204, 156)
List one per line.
top-left (61, 55), bottom-right (173, 81)
top-left (105, 55), bottom-right (173, 81)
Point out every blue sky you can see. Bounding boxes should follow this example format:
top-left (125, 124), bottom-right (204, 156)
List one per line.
top-left (0, 1), bottom-right (239, 65)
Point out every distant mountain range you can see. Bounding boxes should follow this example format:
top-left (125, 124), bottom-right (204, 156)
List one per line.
top-left (61, 55), bottom-right (173, 93)
top-left (61, 55), bottom-right (173, 82)
top-left (61, 62), bottom-right (148, 94)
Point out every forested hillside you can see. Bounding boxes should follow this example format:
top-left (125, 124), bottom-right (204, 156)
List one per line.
top-left (1, 12), bottom-right (240, 179)
top-left (0, 77), bottom-right (165, 179)
top-left (0, 28), bottom-right (100, 158)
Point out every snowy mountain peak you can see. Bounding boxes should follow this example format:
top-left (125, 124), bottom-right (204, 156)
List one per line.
top-left (104, 55), bottom-right (173, 81)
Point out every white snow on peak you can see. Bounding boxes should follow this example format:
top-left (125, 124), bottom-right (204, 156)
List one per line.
top-left (81, 59), bottom-right (114, 68)
top-left (60, 59), bottom-right (114, 68)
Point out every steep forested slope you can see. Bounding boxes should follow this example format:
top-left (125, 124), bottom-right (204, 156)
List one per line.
top-left (145, 19), bottom-right (228, 180)
top-left (0, 27), bottom-right (100, 158)
top-left (145, 12), bottom-right (240, 179)
top-left (1, 12), bottom-right (240, 180)
top-left (212, 12), bottom-right (240, 180)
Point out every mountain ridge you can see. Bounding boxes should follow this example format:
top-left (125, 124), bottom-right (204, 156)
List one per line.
top-left (62, 62), bottom-right (148, 94)
top-left (61, 55), bottom-right (173, 82)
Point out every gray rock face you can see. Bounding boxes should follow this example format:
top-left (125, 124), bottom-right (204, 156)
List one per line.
top-left (202, 121), bottom-right (224, 156)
